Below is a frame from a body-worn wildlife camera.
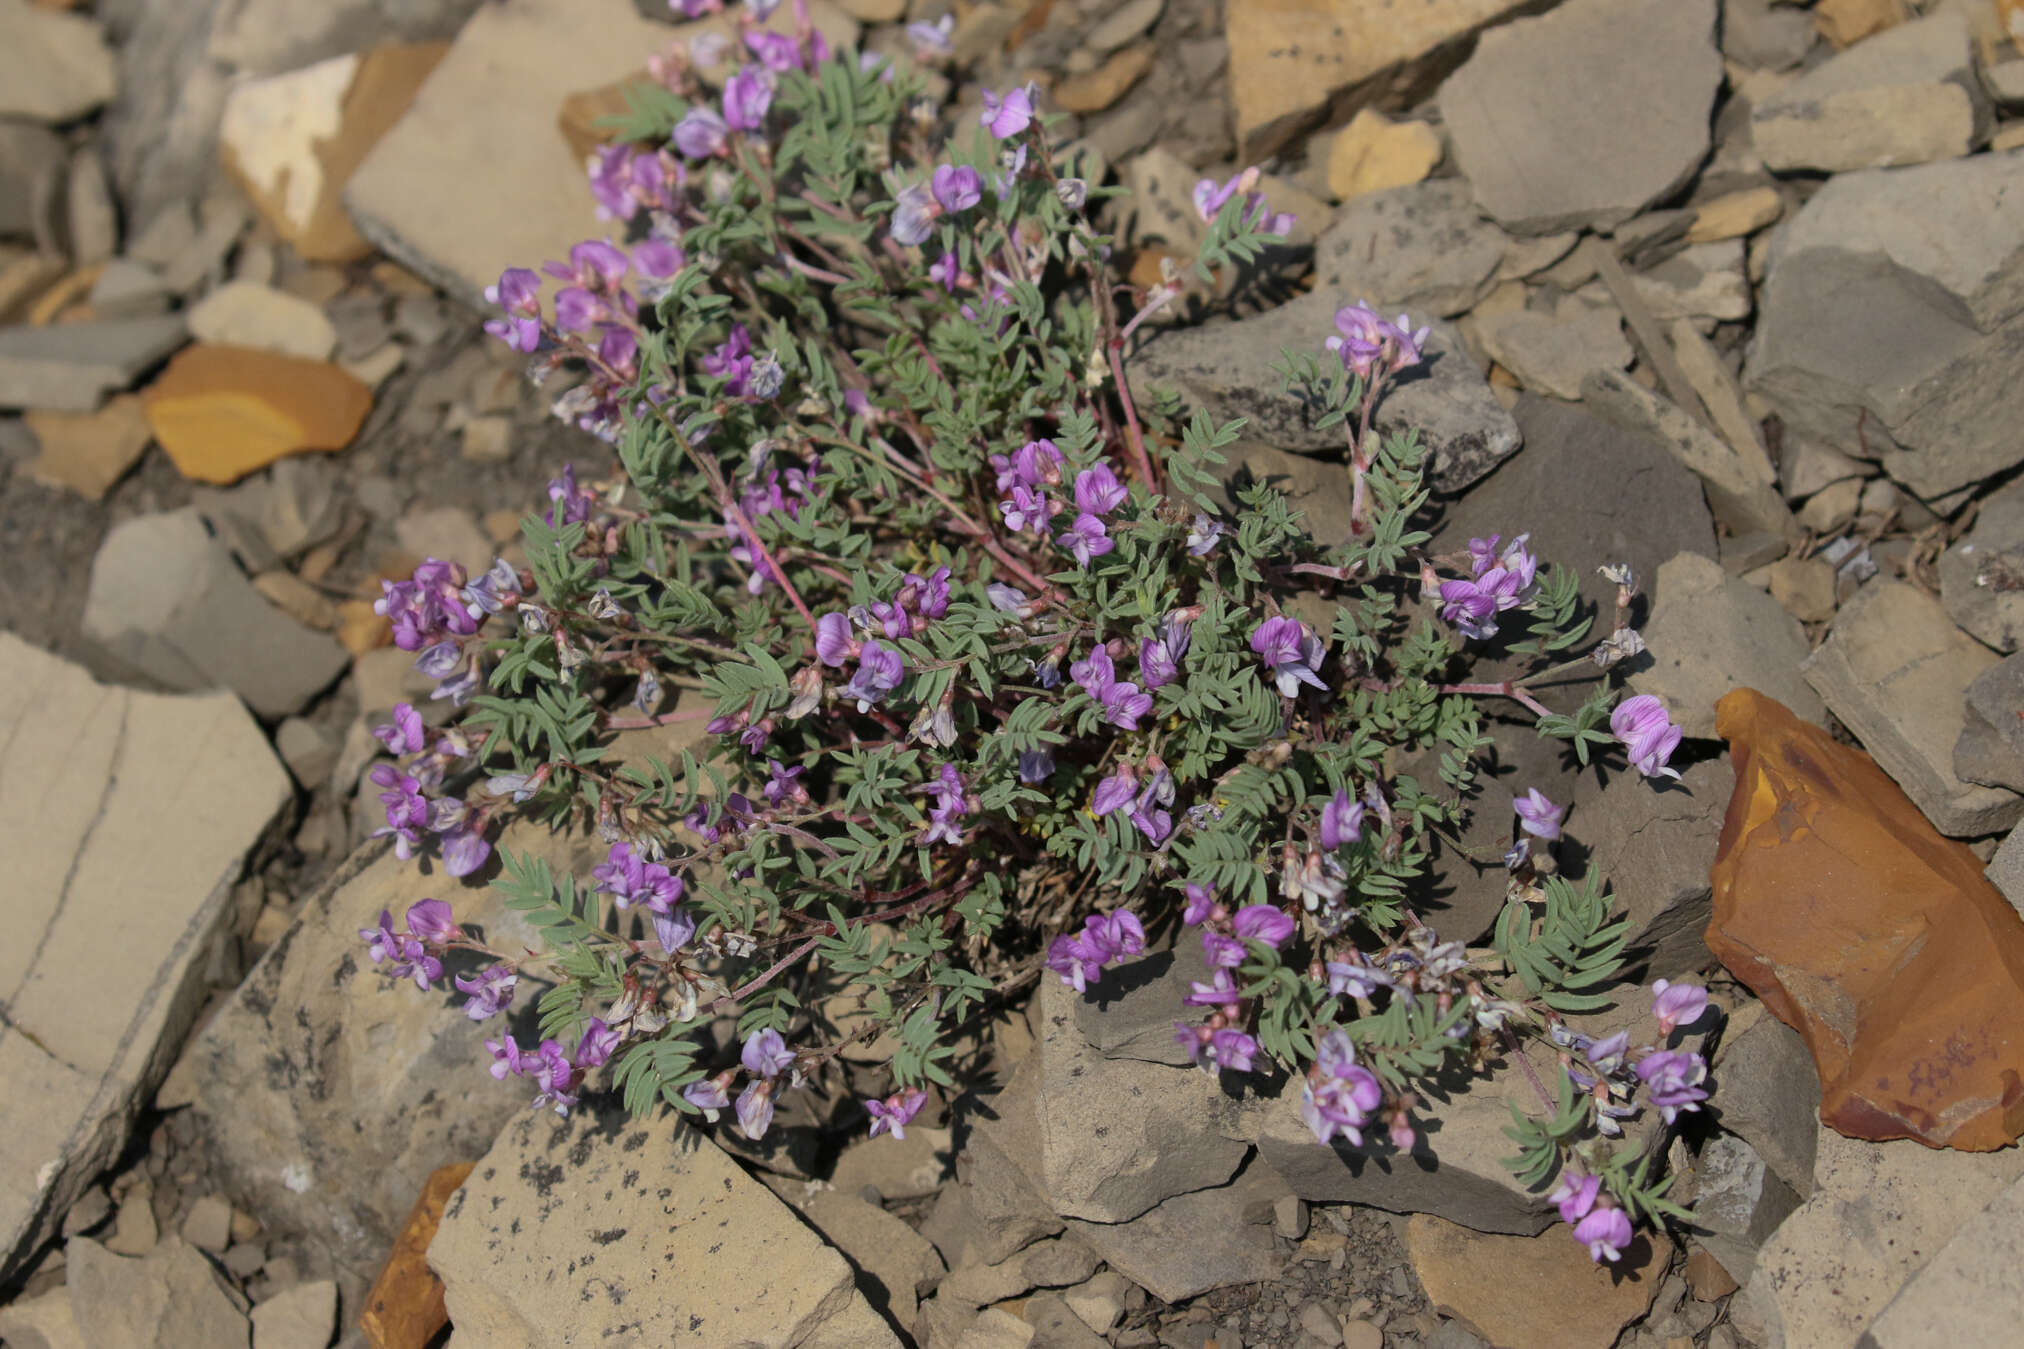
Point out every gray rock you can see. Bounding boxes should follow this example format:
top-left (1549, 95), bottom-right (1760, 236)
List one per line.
top-left (1219, 442), bottom-right (1356, 549)
top-left (1722, 0), bottom-right (1817, 71)
top-left (1939, 470), bottom-right (2024, 652)
top-left (0, 317), bottom-right (188, 413)
top-left (64, 145), bottom-right (118, 267)
top-left (65, 1237), bottom-right (250, 1349)
top-left (1987, 60), bottom-right (2024, 109)
top-left (939, 1232), bottom-right (1101, 1306)
top-left (792, 1190), bottom-right (945, 1332)
top-left (0, 635), bottom-right (289, 1284)
top-left (1316, 179), bottom-right (1508, 318)
top-left (1981, 652), bottom-right (2024, 768)
top-left (1127, 293), bottom-right (1521, 493)
top-left (1569, 753), bottom-right (1731, 984)
top-left (249, 1278), bottom-right (337, 1349)
top-left (1072, 936), bottom-right (1210, 1068)
top-left (1860, 1172), bottom-right (2024, 1348)
top-left (182, 825), bottom-right (590, 1319)
top-left (1688, 1134), bottom-right (1802, 1289)
top-left (1062, 1163), bottom-right (1290, 1304)
top-left (1956, 698), bottom-right (2024, 793)
top-left (0, 0), bottom-right (117, 124)
top-left (432, 1101), bottom-right (899, 1348)
top-left (1626, 240), bottom-right (1753, 322)
top-left (89, 261), bottom-right (175, 319)
top-left (1632, 551), bottom-right (1824, 738)
top-left (1751, 11), bottom-right (1990, 173)
top-left (1438, 396), bottom-right (1717, 631)
top-left (82, 508), bottom-right (349, 719)
top-left (1989, 827), bottom-right (2024, 916)
top-left (1440, 0), bottom-right (1721, 234)
top-left (1582, 369), bottom-right (1796, 543)
top-left (1710, 1006), bottom-right (1820, 1201)
top-left (1801, 579), bottom-right (2023, 837)
top-left (1024, 1292), bottom-right (1113, 1349)
top-left (0, 121), bottom-right (66, 250)
top-left (1475, 304), bottom-right (1630, 401)
top-left (1770, 150), bottom-right (2024, 335)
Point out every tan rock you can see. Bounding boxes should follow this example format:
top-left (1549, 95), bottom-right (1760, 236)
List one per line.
top-left (142, 344), bottom-right (372, 484)
top-left (22, 393), bottom-right (151, 498)
top-left (250, 1278), bottom-right (337, 1349)
top-left (67, 1238), bottom-right (250, 1348)
top-left (1053, 41), bottom-right (1154, 114)
top-left (187, 281), bottom-right (339, 360)
top-left (252, 571), bottom-right (338, 631)
top-left (557, 74), bottom-right (644, 165)
top-left (0, 0), bottom-right (116, 124)
top-left (1407, 1214), bottom-right (1672, 1349)
top-left (105, 1180), bottom-right (158, 1256)
top-left (220, 43), bottom-right (450, 263)
top-left (1325, 108), bottom-right (1442, 201)
top-left (0, 251), bottom-right (67, 322)
top-left (0, 1287), bottom-right (88, 1349)
top-left (1816, 0), bottom-right (1907, 48)
top-left (336, 598), bottom-right (391, 655)
top-left (1686, 185), bottom-right (1784, 243)
top-left (1228, 0), bottom-right (1534, 160)
top-left (459, 413), bottom-right (511, 463)
top-left (1766, 556), bottom-right (1836, 623)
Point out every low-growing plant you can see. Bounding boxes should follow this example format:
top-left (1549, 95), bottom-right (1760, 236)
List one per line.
top-left (358, 0), bottom-right (1709, 1265)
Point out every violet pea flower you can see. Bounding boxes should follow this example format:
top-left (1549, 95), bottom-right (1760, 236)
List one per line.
top-left (865, 1087), bottom-right (929, 1140)
top-left (1073, 464), bottom-right (1128, 516)
top-left (1650, 979), bottom-right (1709, 1035)
top-left (1070, 645), bottom-right (1115, 698)
top-left (1058, 512), bottom-right (1113, 567)
top-left (931, 164), bottom-right (982, 213)
top-left (1611, 694), bottom-right (1683, 781)
top-left (842, 640), bottom-right (905, 711)
top-left (735, 1078), bottom-right (775, 1140)
top-left (673, 105), bottom-right (729, 159)
top-left (1513, 788), bottom-right (1565, 841)
top-left (374, 702), bottom-right (425, 755)
top-left (890, 182), bottom-right (937, 246)
top-left (741, 1027), bottom-right (795, 1079)
top-left (1200, 929), bottom-right (1246, 969)
top-left (1099, 680), bottom-right (1153, 731)
top-left (1092, 771), bottom-right (1137, 816)
top-left (1249, 616), bottom-right (1327, 696)
top-left (455, 965), bottom-right (518, 1021)
top-left (814, 611), bottom-right (856, 667)
top-left (744, 28), bottom-right (799, 72)
top-left (722, 66), bottom-right (774, 131)
top-left (485, 267), bottom-right (541, 314)
top-left (1232, 903), bottom-right (1294, 950)
top-left (683, 1075), bottom-right (731, 1120)
top-left (1320, 789), bottom-right (1364, 850)
top-left (1184, 967), bottom-right (1240, 1007)
top-left (1182, 883), bottom-right (1218, 926)
top-left (1634, 1049), bottom-right (1709, 1124)
top-left (1207, 1028), bottom-right (1258, 1073)
top-left (1017, 748), bottom-right (1056, 784)
top-left (1575, 1205), bottom-right (1634, 1263)
top-left (980, 83), bottom-right (1037, 139)
top-left (405, 898), bottom-right (458, 944)
top-left (486, 1035), bottom-right (528, 1080)
top-left (1551, 1169), bottom-right (1602, 1225)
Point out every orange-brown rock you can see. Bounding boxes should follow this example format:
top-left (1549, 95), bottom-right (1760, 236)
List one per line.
top-left (360, 1161), bottom-right (471, 1349)
top-left (1709, 688), bottom-right (2024, 1151)
top-left (142, 344), bottom-right (372, 485)
top-left (557, 73), bottom-right (646, 165)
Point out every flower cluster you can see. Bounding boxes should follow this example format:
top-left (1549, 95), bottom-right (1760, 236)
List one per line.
top-left (1326, 301), bottom-right (1430, 381)
top-left (1437, 533), bottom-right (1539, 641)
top-left (1171, 887), bottom-right (1300, 1075)
top-left (367, 704), bottom-right (491, 877)
top-left (1250, 616), bottom-right (1326, 696)
top-left (1045, 909), bottom-right (1146, 993)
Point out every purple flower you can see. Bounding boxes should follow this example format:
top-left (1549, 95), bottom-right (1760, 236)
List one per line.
top-left (655, 909), bottom-right (698, 956)
top-left (440, 827), bottom-right (492, 878)
top-left (815, 611), bottom-right (857, 667)
top-left (483, 314), bottom-right (542, 353)
top-left (486, 267), bottom-right (541, 314)
top-left (842, 640), bottom-right (905, 711)
top-left (1326, 301), bottom-right (1429, 378)
top-left (993, 438), bottom-right (1063, 491)
top-left (866, 1087), bottom-right (929, 1140)
top-left (908, 14), bottom-right (954, 58)
top-left (1099, 680), bottom-right (1153, 731)
top-left (723, 65), bottom-right (774, 132)
top-left (376, 558), bottom-right (480, 652)
top-left (455, 966), bottom-right (517, 1021)
top-left (744, 28), bottom-right (799, 72)
top-left (1513, 788), bottom-right (1565, 841)
top-left (1018, 748), bottom-right (1056, 784)
top-left (683, 1076), bottom-right (731, 1119)
top-left (573, 1017), bottom-right (620, 1071)
top-left (674, 105), bottom-right (729, 159)
top-left (980, 83), bottom-right (1036, 139)
top-left (1551, 1169), bottom-right (1602, 1225)
top-left (735, 1078), bottom-right (775, 1139)
top-left (1612, 694), bottom-right (1683, 781)
top-left (1325, 955), bottom-right (1386, 1000)
top-left (359, 909), bottom-right (401, 966)
top-left (546, 463), bottom-right (596, 527)
top-left (1071, 645), bottom-right (1116, 698)
top-left (1635, 1049), bottom-right (1709, 1123)
top-left (742, 1027), bottom-right (795, 1079)
top-left (1090, 910), bottom-right (1145, 961)
top-left (1574, 1205), bottom-right (1634, 1263)
top-left (1058, 512), bottom-right (1113, 567)
top-left (1186, 513), bottom-right (1225, 556)
top-left (1139, 614), bottom-right (1192, 689)
top-left (405, 899), bottom-right (458, 944)
top-left (486, 1035), bottom-right (528, 1081)
top-left (1184, 968), bottom-right (1239, 1007)
top-left (1200, 930), bottom-right (1246, 969)
top-left (370, 765), bottom-right (428, 859)
top-left (890, 182), bottom-right (937, 246)
top-left (1182, 883), bottom-right (1218, 926)
top-left (634, 236), bottom-right (685, 284)
top-left (1178, 1024), bottom-right (1258, 1074)
top-left (924, 763), bottom-right (972, 846)
top-left (700, 323), bottom-right (754, 395)
top-left (1073, 464), bottom-right (1128, 516)
top-left (1249, 616), bottom-right (1327, 696)
top-left (1232, 903), bottom-right (1294, 950)
top-left (374, 702), bottom-right (425, 755)
top-left (1650, 979), bottom-right (1709, 1035)
top-left (1320, 789), bottom-right (1364, 850)
top-left (1045, 909), bottom-right (1143, 992)
top-left (1092, 771), bottom-right (1137, 816)
top-left (931, 164), bottom-right (982, 213)
top-left (929, 251), bottom-right (965, 293)
top-left (1302, 1029), bottom-right (1384, 1146)
top-left (765, 760), bottom-right (807, 806)
top-left (1194, 170), bottom-right (1249, 221)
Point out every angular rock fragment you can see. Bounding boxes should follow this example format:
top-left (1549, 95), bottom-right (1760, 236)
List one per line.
top-left (1318, 179), bottom-right (1509, 318)
top-left (22, 394), bottom-right (153, 500)
top-left (1407, 1214), bottom-right (1670, 1349)
top-left (0, 0), bottom-right (117, 124)
top-left (1570, 753), bottom-right (1731, 983)
top-left (1938, 474), bottom-right (2024, 654)
top-left (1708, 689), bottom-right (2024, 1150)
top-left (432, 1102), bottom-right (898, 1347)
top-left (0, 635), bottom-right (290, 1284)
top-left (142, 344), bottom-right (372, 485)
top-left (1686, 1134), bottom-right (1801, 1288)
top-left (1708, 1004), bottom-right (1821, 1201)
top-left (793, 1189), bottom-right (945, 1330)
top-left (1632, 551), bottom-right (1824, 738)
top-left (1440, 0), bottom-right (1721, 234)
top-left (1062, 1163), bottom-right (1292, 1304)
top-left (1801, 581), bottom-right (2021, 838)
top-left (1861, 1171), bottom-right (2024, 1347)
top-left (65, 1237), bottom-right (251, 1348)
top-left (1325, 109), bottom-right (1443, 202)
top-left (1751, 11), bottom-right (1990, 172)
top-left (1474, 305), bottom-right (1630, 401)
top-left (0, 317), bottom-right (188, 413)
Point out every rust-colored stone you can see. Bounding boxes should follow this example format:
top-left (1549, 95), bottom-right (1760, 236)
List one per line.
top-left (360, 1160), bottom-right (472, 1349)
top-left (557, 72), bottom-right (647, 166)
top-left (1708, 689), bottom-right (2024, 1151)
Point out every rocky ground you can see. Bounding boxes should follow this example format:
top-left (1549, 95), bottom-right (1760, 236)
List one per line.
top-left (5, 0), bottom-right (2024, 1346)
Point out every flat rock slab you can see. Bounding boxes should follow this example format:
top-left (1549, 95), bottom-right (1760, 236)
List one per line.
top-left (1632, 551), bottom-right (1824, 739)
top-left (345, 0), bottom-right (695, 307)
top-left (1801, 580), bottom-right (2020, 838)
top-left (1061, 1164), bottom-right (1291, 1304)
top-left (0, 317), bottom-right (188, 413)
top-left (1709, 689), bottom-right (2024, 1151)
top-left (1407, 1214), bottom-right (1671, 1349)
top-left (432, 1101), bottom-right (898, 1347)
top-left (0, 633), bottom-right (289, 1282)
top-left (1862, 1171), bottom-right (2024, 1347)
top-left (1440, 0), bottom-right (1721, 235)
top-left (184, 823), bottom-right (591, 1313)
top-left (1569, 753), bottom-right (1731, 984)
top-left (1937, 457), bottom-right (2024, 653)
top-left (1750, 11), bottom-right (1988, 173)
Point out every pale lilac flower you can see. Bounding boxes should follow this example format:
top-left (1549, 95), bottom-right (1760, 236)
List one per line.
top-left (674, 105), bottom-right (729, 158)
top-left (1000, 484), bottom-right (1050, 534)
top-left (1575, 1205), bottom-right (1633, 1263)
top-left (487, 1035), bottom-right (529, 1080)
top-left (1045, 909), bottom-right (1143, 992)
top-left (741, 1027), bottom-right (795, 1079)
top-left (1513, 788), bottom-right (1565, 841)
top-left (992, 438), bottom-right (1063, 491)
top-left (842, 640), bottom-right (905, 711)
top-left (405, 898), bottom-right (458, 944)
top-left (1326, 301), bottom-right (1429, 379)
top-left (374, 703), bottom-right (425, 755)
top-left (1232, 903), bottom-right (1294, 949)
top-left (1650, 980), bottom-right (1709, 1035)
top-left (929, 251), bottom-right (965, 292)
top-left (1073, 464), bottom-right (1128, 516)
top-left (655, 909), bottom-right (698, 956)
top-left (744, 28), bottom-right (799, 72)
top-left (1139, 613), bottom-right (1192, 688)
top-left (908, 14), bottom-right (955, 59)
top-left (931, 164), bottom-right (982, 213)
top-left (1071, 644), bottom-right (1116, 697)
top-left (1249, 616), bottom-right (1327, 696)
top-left (1185, 967), bottom-right (1240, 1007)
top-left (743, 0), bottom-right (780, 18)
top-left (1612, 694), bottom-right (1683, 780)
top-left (1018, 748), bottom-right (1055, 784)
top-left (814, 611), bottom-right (856, 667)
top-left (359, 909), bottom-right (401, 966)
top-left (986, 583), bottom-right (1028, 613)
top-left (1099, 680), bottom-right (1153, 731)
top-left (1092, 770), bottom-right (1137, 816)
top-left (1320, 789), bottom-right (1364, 850)
top-left (441, 827), bottom-right (492, 878)
top-left (1635, 1049), bottom-right (1709, 1123)
top-left (683, 1075), bottom-right (731, 1120)
top-left (574, 1017), bottom-right (621, 1070)
top-left (1200, 1027), bottom-right (1258, 1073)
top-left (1552, 1169), bottom-right (1602, 1225)
top-left (1325, 955), bottom-right (1386, 1000)
top-left (1058, 512), bottom-right (1113, 567)
top-left (735, 1078), bottom-right (775, 1139)
top-left (1200, 930), bottom-right (1246, 968)
top-left (1182, 883), bottom-right (1219, 926)
top-left (723, 65), bottom-right (774, 131)
top-left (980, 83), bottom-right (1037, 139)
top-left (924, 763), bottom-right (972, 846)
top-left (370, 765), bottom-right (428, 858)
top-left (1186, 513), bottom-right (1225, 556)
top-left (455, 966), bottom-right (517, 1021)
top-left (890, 182), bottom-right (937, 245)
top-left (486, 267), bottom-right (541, 314)
top-left (866, 1088), bottom-right (929, 1140)
top-left (1302, 1028), bottom-right (1384, 1146)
